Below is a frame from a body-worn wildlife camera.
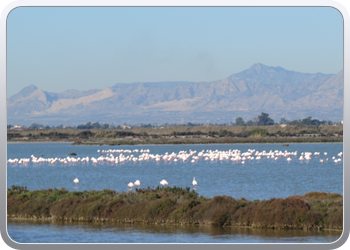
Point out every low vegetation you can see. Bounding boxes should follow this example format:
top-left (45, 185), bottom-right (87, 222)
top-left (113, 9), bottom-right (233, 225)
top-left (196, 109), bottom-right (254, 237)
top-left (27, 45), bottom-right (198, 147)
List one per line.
top-left (7, 186), bottom-right (343, 231)
top-left (7, 124), bottom-right (343, 145)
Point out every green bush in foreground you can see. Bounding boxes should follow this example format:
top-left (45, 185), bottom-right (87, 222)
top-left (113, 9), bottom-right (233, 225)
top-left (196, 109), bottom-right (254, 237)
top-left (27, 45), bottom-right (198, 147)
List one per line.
top-left (7, 186), bottom-right (343, 230)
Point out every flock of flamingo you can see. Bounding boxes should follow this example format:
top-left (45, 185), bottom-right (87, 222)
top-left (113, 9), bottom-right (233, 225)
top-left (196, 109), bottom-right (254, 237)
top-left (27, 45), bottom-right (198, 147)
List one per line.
top-left (127, 179), bottom-right (170, 189)
top-left (126, 177), bottom-right (199, 190)
top-left (7, 148), bottom-right (343, 166)
top-left (7, 147), bottom-right (342, 190)
top-left (72, 177), bottom-right (197, 190)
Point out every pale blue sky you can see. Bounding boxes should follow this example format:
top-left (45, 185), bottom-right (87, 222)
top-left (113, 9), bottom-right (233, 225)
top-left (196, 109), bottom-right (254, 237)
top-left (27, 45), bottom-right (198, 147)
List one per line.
top-left (7, 7), bottom-right (343, 97)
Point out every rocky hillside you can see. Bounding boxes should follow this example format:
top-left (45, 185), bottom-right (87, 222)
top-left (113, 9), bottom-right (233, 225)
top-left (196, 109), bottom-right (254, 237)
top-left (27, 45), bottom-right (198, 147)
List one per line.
top-left (7, 63), bottom-right (343, 125)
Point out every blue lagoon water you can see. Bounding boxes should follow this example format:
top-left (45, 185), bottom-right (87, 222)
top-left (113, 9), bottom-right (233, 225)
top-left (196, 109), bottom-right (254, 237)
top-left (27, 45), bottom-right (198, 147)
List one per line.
top-left (7, 220), bottom-right (341, 243)
top-left (6, 142), bottom-right (343, 243)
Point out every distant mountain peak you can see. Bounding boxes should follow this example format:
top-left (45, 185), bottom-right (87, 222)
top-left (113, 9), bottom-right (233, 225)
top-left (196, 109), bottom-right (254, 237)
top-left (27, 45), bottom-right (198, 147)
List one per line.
top-left (7, 64), bottom-right (343, 125)
top-left (250, 62), bottom-right (265, 68)
top-left (20, 84), bottom-right (38, 92)
top-left (8, 84), bottom-right (38, 100)
top-left (248, 63), bottom-right (285, 72)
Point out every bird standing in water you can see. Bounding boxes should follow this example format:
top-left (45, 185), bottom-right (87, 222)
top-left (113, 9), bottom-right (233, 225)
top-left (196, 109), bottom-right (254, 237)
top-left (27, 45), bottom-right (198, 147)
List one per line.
top-left (160, 179), bottom-right (168, 187)
top-left (74, 178), bottom-right (79, 188)
top-left (128, 182), bottom-right (134, 191)
top-left (134, 180), bottom-right (141, 189)
top-left (192, 177), bottom-right (197, 189)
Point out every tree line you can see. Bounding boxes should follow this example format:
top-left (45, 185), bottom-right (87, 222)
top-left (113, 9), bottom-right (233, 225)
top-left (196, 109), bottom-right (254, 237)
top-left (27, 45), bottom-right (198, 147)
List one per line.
top-left (234, 113), bottom-right (337, 126)
top-left (7, 112), bottom-right (341, 130)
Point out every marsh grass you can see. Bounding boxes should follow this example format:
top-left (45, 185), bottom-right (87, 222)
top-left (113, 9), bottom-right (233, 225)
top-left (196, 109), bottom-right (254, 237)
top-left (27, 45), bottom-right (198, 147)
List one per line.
top-left (8, 125), bottom-right (343, 144)
top-left (7, 186), bottom-right (343, 230)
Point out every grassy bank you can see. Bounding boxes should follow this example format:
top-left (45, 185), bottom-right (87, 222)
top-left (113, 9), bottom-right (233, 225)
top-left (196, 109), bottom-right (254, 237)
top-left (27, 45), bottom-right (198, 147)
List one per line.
top-left (70, 137), bottom-right (342, 146)
top-left (7, 125), bottom-right (343, 145)
top-left (7, 186), bottom-right (343, 231)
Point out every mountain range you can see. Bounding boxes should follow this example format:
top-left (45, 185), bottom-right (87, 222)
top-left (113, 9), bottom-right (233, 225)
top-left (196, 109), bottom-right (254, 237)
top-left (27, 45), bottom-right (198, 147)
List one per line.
top-left (7, 63), bottom-right (343, 126)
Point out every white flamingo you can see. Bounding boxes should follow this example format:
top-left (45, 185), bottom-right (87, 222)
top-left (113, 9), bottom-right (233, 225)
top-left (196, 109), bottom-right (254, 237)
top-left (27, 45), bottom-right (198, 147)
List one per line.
top-left (73, 178), bottom-right (79, 188)
top-left (134, 180), bottom-right (141, 189)
top-left (192, 177), bottom-right (197, 188)
top-left (160, 179), bottom-right (168, 187)
top-left (128, 182), bottom-right (134, 190)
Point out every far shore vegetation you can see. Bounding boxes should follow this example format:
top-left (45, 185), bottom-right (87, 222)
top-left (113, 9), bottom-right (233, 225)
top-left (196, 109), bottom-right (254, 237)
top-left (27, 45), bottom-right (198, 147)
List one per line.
top-left (7, 113), bottom-right (343, 145)
top-left (7, 186), bottom-right (343, 231)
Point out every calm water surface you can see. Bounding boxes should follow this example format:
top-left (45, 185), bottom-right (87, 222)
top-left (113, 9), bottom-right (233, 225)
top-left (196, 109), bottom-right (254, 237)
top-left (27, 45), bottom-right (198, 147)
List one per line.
top-left (7, 143), bottom-right (343, 243)
top-left (7, 220), bottom-right (342, 243)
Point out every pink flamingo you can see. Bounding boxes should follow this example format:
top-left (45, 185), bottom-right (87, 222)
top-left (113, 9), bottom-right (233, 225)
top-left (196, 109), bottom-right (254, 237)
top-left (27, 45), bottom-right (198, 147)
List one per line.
top-left (160, 179), bottom-right (168, 187)
top-left (134, 180), bottom-right (141, 189)
top-left (128, 182), bottom-right (134, 190)
top-left (73, 178), bottom-right (79, 188)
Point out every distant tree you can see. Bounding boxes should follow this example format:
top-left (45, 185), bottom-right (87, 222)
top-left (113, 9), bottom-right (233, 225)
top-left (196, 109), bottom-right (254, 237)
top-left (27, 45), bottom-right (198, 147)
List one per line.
top-left (310, 119), bottom-right (321, 126)
top-left (91, 122), bottom-right (101, 129)
top-left (257, 112), bottom-right (274, 126)
top-left (29, 123), bottom-right (44, 129)
top-left (301, 117), bottom-right (312, 125)
top-left (77, 122), bottom-right (93, 129)
top-left (324, 120), bottom-right (333, 125)
top-left (85, 122), bottom-right (92, 128)
top-left (246, 120), bottom-right (254, 126)
top-left (45, 125), bottom-right (50, 129)
top-left (235, 117), bottom-right (245, 126)
top-left (288, 119), bottom-right (301, 125)
top-left (101, 123), bottom-right (109, 129)
top-left (7, 124), bottom-right (13, 129)
top-left (280, 117), bottom-right (288, 124)
top-left (286, 117), bottom-right (325, 126)
top-left (141, 123), bottom-right (152, 128)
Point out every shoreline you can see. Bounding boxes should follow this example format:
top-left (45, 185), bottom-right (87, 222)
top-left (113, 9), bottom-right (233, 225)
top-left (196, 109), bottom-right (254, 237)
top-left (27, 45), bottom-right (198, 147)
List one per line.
top-left (6, 141), bottom-right (344, 144)
top-left (7, 138), bottom-right (343, 145)
top-left (6, 217), bottom-right (343, 232)
top-left (7, 141), bottom-right (74, 144)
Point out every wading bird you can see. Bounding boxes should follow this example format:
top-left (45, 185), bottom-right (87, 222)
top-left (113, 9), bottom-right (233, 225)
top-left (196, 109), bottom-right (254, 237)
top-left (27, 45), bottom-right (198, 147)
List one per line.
top-left (134, 180), bottom-right (141, 189)
top-left (192, 177), bottom-right (197, 188)
top-left (160, 179), bottom-right (168, 187)
top-left (128, 182), bottom-right (134, 190)
top-left (73, 178), bottom-right (79, 188)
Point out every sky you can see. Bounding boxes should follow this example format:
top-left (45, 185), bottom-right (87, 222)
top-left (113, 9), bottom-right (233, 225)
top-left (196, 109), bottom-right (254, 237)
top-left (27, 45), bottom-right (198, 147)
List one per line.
top-left (6, 7), bottom-right (343, 97)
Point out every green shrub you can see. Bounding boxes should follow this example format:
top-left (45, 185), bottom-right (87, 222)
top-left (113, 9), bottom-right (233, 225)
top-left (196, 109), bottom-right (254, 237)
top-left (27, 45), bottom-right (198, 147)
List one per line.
top-left (248, 128), bottom-right (269, 137)
top-left (7, 188), bottom-right (343, 229)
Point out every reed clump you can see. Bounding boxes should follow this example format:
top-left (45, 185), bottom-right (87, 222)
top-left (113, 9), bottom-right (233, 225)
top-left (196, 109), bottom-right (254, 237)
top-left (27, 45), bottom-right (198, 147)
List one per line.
top-left (7, 186), bottom-right (343, 230)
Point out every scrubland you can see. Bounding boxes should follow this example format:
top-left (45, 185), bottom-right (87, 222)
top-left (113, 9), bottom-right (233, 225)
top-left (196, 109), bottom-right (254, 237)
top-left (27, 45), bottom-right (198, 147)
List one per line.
top-left (7, 125), bottom-right (343, 145)
top-left (7, 186), bottom-right (343, 231)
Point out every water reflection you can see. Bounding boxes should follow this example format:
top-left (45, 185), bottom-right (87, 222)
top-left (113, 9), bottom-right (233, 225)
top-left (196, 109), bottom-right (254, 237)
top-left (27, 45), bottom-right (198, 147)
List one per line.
top-left (7, 219), bottom-right (342, 243)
